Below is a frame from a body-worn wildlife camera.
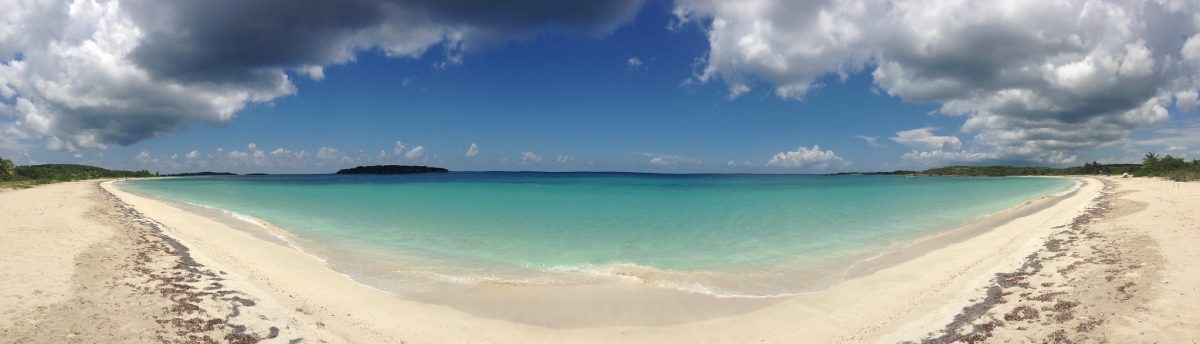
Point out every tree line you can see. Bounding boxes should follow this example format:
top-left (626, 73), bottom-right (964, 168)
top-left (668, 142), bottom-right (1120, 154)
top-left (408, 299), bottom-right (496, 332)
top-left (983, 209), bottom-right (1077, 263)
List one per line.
top-left (0, 156), bottom-right (154, 186)
top-left (914, 153), bottom-right (1198, 181)
top-left (1138, 153), bottom-right (1200, 181)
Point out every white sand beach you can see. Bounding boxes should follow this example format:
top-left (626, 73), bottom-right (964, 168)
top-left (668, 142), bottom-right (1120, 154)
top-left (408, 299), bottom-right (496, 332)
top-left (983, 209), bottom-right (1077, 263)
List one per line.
top-left (1, 176), bottom-right (1197, 343)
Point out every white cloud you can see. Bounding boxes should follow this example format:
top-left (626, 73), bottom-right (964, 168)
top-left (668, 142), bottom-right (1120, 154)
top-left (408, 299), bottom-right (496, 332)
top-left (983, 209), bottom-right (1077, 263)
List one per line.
top-left (627, 57), bottom-right (644, 69)
top-left (316, 146), bottom-right (344, 161)
top-left (1177, 90), bottom-right (1199, 113)
top-left (555, 155), bottom-right (573, 163)
top-left (466, 143), bottom-right (479, 157)
top-left (0, 0), bottom-right (293, 152)
top-left (890, 127), bottom-right (961, 150)
top-left (1133, 121), bottom-right (1200, 157)
top-left (765, 145), bottom-right (844, 169)
top-left (248, 143), bottom-right (265, 158)
top-left (522, 151), bottom-right (542, 163)
top-left (135, 150), bottom-right (152, 163)
top-left (393, 141), bottom-right (407, 155)
top-left (637, 152), bottom-right (700, 166)
top-left (854, 135), bottom-right (883, 147)
top-left (901, 149), bottom-right (995, 167)
top-left (134, 144), bottom-right (350, 173)
top-left (405, 146), bottom-right (425, 159)
top-left (675, 0), bottom-right (1200, 162)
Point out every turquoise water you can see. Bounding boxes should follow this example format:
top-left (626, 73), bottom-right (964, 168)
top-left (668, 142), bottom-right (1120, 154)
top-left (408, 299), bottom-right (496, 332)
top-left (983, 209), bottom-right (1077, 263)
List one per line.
top-left (122, 173), bottom-right (1073, 297)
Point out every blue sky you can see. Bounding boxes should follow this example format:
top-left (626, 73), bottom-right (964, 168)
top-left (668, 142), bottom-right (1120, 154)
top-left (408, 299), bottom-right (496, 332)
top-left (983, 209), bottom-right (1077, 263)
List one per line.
top-left (2, 0), bottom-right (1198, 173)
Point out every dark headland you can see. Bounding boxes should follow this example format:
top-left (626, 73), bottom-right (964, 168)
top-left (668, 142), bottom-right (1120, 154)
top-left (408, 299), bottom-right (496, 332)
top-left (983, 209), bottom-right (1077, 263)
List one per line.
top-left (335, 165), bottom-right (449, 174)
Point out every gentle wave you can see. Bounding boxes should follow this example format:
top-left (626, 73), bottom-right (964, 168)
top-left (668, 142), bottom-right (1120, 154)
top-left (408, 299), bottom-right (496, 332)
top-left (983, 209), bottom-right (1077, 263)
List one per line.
top-left (177, 200), bottom-right (330, 264)
top-left (405, 262), bottom-right (812, 299)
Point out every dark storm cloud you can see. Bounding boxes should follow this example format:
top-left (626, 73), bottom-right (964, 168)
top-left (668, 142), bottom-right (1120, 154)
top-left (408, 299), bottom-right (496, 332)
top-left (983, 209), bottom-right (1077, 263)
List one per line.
top-left (0, 0), bottom-right (646, 151)
top-left (126, 0), bottom-right (645, 86)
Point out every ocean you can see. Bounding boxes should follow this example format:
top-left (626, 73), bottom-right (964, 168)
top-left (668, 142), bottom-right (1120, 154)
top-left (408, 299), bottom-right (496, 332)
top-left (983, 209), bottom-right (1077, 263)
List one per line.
top-left (121, 173), bottom-right (1074, 298)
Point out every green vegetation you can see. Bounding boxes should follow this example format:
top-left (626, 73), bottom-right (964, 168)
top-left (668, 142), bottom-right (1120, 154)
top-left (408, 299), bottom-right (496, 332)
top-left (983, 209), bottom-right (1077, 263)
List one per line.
top-left (830, 170), bottom-right (920, 176)
top-left (834, 152), bottom-right (1198, 182)
top-left (920, 163), bottom-right (1141, 177)
top-left (336, 165), bottom-right (449, 174)
top-left (1139, 153), bottom-right (1200, 181)
top-left (164, 172), bottom-right (237, 177)
top-left (0, 156), bottom-right (154, 189)
top-left (0, 156), bottom-right (15, 178)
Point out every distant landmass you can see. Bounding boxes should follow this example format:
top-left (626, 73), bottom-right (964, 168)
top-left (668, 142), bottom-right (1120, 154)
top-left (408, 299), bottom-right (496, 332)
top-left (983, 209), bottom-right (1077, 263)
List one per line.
top-left (829, 170), bottom-right (919, 176)
top-left (336, 165), bottom-right (449, 174)
top-left (165, 172), bottom-right (238, 177)
top-left (829, 163), bottom-right (1150, 178)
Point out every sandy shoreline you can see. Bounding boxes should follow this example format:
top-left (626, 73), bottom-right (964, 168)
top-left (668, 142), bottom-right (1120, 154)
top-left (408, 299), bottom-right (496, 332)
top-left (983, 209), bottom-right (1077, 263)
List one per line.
top-left (2, 176), bottom-right (1197, 343)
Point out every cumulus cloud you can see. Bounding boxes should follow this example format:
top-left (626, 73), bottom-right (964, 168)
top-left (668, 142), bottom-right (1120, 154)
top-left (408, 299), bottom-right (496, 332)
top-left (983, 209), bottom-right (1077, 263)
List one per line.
top-left (269, 148), bottom-right (301, 160)
top-left (675, 0), bottom-right (1200, 163)
top-left (765, 145), bottom-right (844, 169)
top-left (136, 143), bottom-right (371, 173)
top-left (1, 0), bottom-right (646, 151)
top-left (393, 141), bottom-right (407, 155)
top-left (521, 151), bottom-right (541, 163)
top-left (900, 149), bottom-right (995, 167)
top-left (1133, 120), bottom-right (1200, 157)
top-left (248, 143), bottom-right (265, 158)
top-left (316, 146), bottom-right (345, 161)
top-left (405, 146), bottom-right (425, 159)
top-left (466, 143), bottom-right (479, 157)
top-left (726, 159), bottom-right (758, 167)
top-left (227, 150), bottom-right (249, 159)
top-left (135, 150), bottom-right (153, 164)
top-left (890, 127), bottom-right (962, 150)
top-left (1177, 90), bottom-right (1199, 113)
top-left (637, 152), bottom-right (700, 166)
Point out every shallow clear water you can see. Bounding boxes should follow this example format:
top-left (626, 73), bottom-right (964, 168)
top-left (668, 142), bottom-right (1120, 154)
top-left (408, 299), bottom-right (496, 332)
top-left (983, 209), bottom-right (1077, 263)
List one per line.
top-left (123, 173), bottom-right (1072, 297)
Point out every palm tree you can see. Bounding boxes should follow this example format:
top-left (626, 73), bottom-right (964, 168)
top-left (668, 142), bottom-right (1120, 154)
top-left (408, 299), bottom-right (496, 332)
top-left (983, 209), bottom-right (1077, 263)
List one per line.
top-left (0, 157), bottom-right (15, 178)
top-left (1144, 152), bottom-right (1159, 165)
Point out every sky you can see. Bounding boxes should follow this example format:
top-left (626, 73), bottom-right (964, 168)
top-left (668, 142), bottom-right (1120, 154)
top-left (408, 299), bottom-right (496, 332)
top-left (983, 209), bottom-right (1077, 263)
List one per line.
top-left (2, 0), bottom-right (1199, 174)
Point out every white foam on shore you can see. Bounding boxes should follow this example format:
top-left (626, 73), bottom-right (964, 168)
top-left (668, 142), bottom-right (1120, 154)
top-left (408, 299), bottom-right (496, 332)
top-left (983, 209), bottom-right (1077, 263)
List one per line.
top-left (117, 186), bottom-right (333, 265)
top-left (411, 262), bottom-right (817, 299)
top-left (182, 201), bottom-right (270, 228)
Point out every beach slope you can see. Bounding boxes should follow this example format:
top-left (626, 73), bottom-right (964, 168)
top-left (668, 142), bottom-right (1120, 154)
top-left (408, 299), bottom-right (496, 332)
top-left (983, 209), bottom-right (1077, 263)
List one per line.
top-left (1, 177), bottom-right (1196, 343)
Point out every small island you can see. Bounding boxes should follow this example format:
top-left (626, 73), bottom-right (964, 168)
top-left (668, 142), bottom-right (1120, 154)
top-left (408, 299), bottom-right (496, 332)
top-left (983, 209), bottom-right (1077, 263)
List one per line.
top-left (336, 165), bottom-right (449, 174)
